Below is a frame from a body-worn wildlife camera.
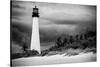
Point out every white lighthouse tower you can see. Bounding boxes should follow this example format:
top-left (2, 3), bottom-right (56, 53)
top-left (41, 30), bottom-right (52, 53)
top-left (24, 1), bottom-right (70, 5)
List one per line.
top-left (30, 6), bottom-right (41, 54)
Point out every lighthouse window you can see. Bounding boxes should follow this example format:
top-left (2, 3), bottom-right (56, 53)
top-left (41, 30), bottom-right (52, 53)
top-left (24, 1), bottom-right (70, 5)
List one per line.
top-left (34, 9), bottom-right (38, 13)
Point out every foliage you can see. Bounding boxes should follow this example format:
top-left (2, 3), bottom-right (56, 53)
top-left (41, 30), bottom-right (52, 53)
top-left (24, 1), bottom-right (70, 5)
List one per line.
top-left (45, 30), bottom-right (96, 54)
top-left (11, 49), bottom-right (39, 59)
top-left (11, 24), bottom-right (96, 58)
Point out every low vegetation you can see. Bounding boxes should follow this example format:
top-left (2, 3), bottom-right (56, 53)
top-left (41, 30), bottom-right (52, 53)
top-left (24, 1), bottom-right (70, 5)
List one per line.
top-left (40, 30), bottom-right (96, 56)
top-left (11, 24), bottom-right (96, 59)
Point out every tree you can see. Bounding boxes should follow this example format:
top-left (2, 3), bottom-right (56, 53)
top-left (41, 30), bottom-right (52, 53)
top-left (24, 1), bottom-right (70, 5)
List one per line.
top-left (63, 38), bottom-right (68, 46)
top-left (69, 36), bottom-right (74, 44)
top-left (56, 37), bottom-right (62, 47)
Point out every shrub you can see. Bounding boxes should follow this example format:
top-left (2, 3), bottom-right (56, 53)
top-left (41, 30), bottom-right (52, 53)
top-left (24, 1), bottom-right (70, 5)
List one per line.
top-left (11, 53), bottom-right (27, 59)
top-left (11, 49), bottom-right (39, 59)
top-left (25, 49), bottom-right (39, 56)
top-left (41, 50), bottom-right (49, 56)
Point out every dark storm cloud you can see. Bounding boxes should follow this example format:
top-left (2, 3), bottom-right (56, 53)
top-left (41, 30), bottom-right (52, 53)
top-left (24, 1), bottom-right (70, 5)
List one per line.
top-left (12, 10), bottom-right (24, 16)
top-left (11, 1), bottom-right (33, 27)
top-left (54, 20), bottom-right (77, 25)
top-left (12, 2), bottom-right (24, 8)
top-left (11, 1), bottom-right (96, 25)
top-left (11, 1), bottom-right (27, 16)
top-left (11, 1), bottom-right (96, 42)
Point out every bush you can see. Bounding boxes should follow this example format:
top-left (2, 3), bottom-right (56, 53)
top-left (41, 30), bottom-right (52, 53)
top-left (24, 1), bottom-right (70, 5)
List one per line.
top-left (25, 49), bottom-right (39, 56)
top-left (11, 49), bottom-right (39, 59)
top-left (11, 53), bottom-right (27, 59)
top-left (40, 50), bottom-right (49, 56)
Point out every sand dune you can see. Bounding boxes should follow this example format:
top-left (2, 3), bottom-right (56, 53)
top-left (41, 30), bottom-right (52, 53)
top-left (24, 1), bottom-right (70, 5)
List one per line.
top-left (12, 52), bottom-right (96, 66)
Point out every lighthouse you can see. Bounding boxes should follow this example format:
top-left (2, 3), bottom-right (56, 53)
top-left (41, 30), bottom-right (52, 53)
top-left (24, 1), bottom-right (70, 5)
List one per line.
top-left (30, 6), bottom-right (41, 54)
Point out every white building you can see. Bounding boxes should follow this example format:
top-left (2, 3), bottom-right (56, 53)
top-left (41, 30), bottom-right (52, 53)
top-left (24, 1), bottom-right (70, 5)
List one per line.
top-left (30, 6), bottom-right (41, 54)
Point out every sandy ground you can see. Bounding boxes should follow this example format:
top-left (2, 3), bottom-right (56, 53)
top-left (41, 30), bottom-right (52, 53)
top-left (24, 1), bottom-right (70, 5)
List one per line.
top-left (12, 52), bottom-right (96, 66)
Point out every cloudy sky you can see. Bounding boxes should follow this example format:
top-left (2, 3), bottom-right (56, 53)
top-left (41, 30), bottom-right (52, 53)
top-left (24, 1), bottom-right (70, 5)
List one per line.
top-left (11, 1), bottom-right (96, 43)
